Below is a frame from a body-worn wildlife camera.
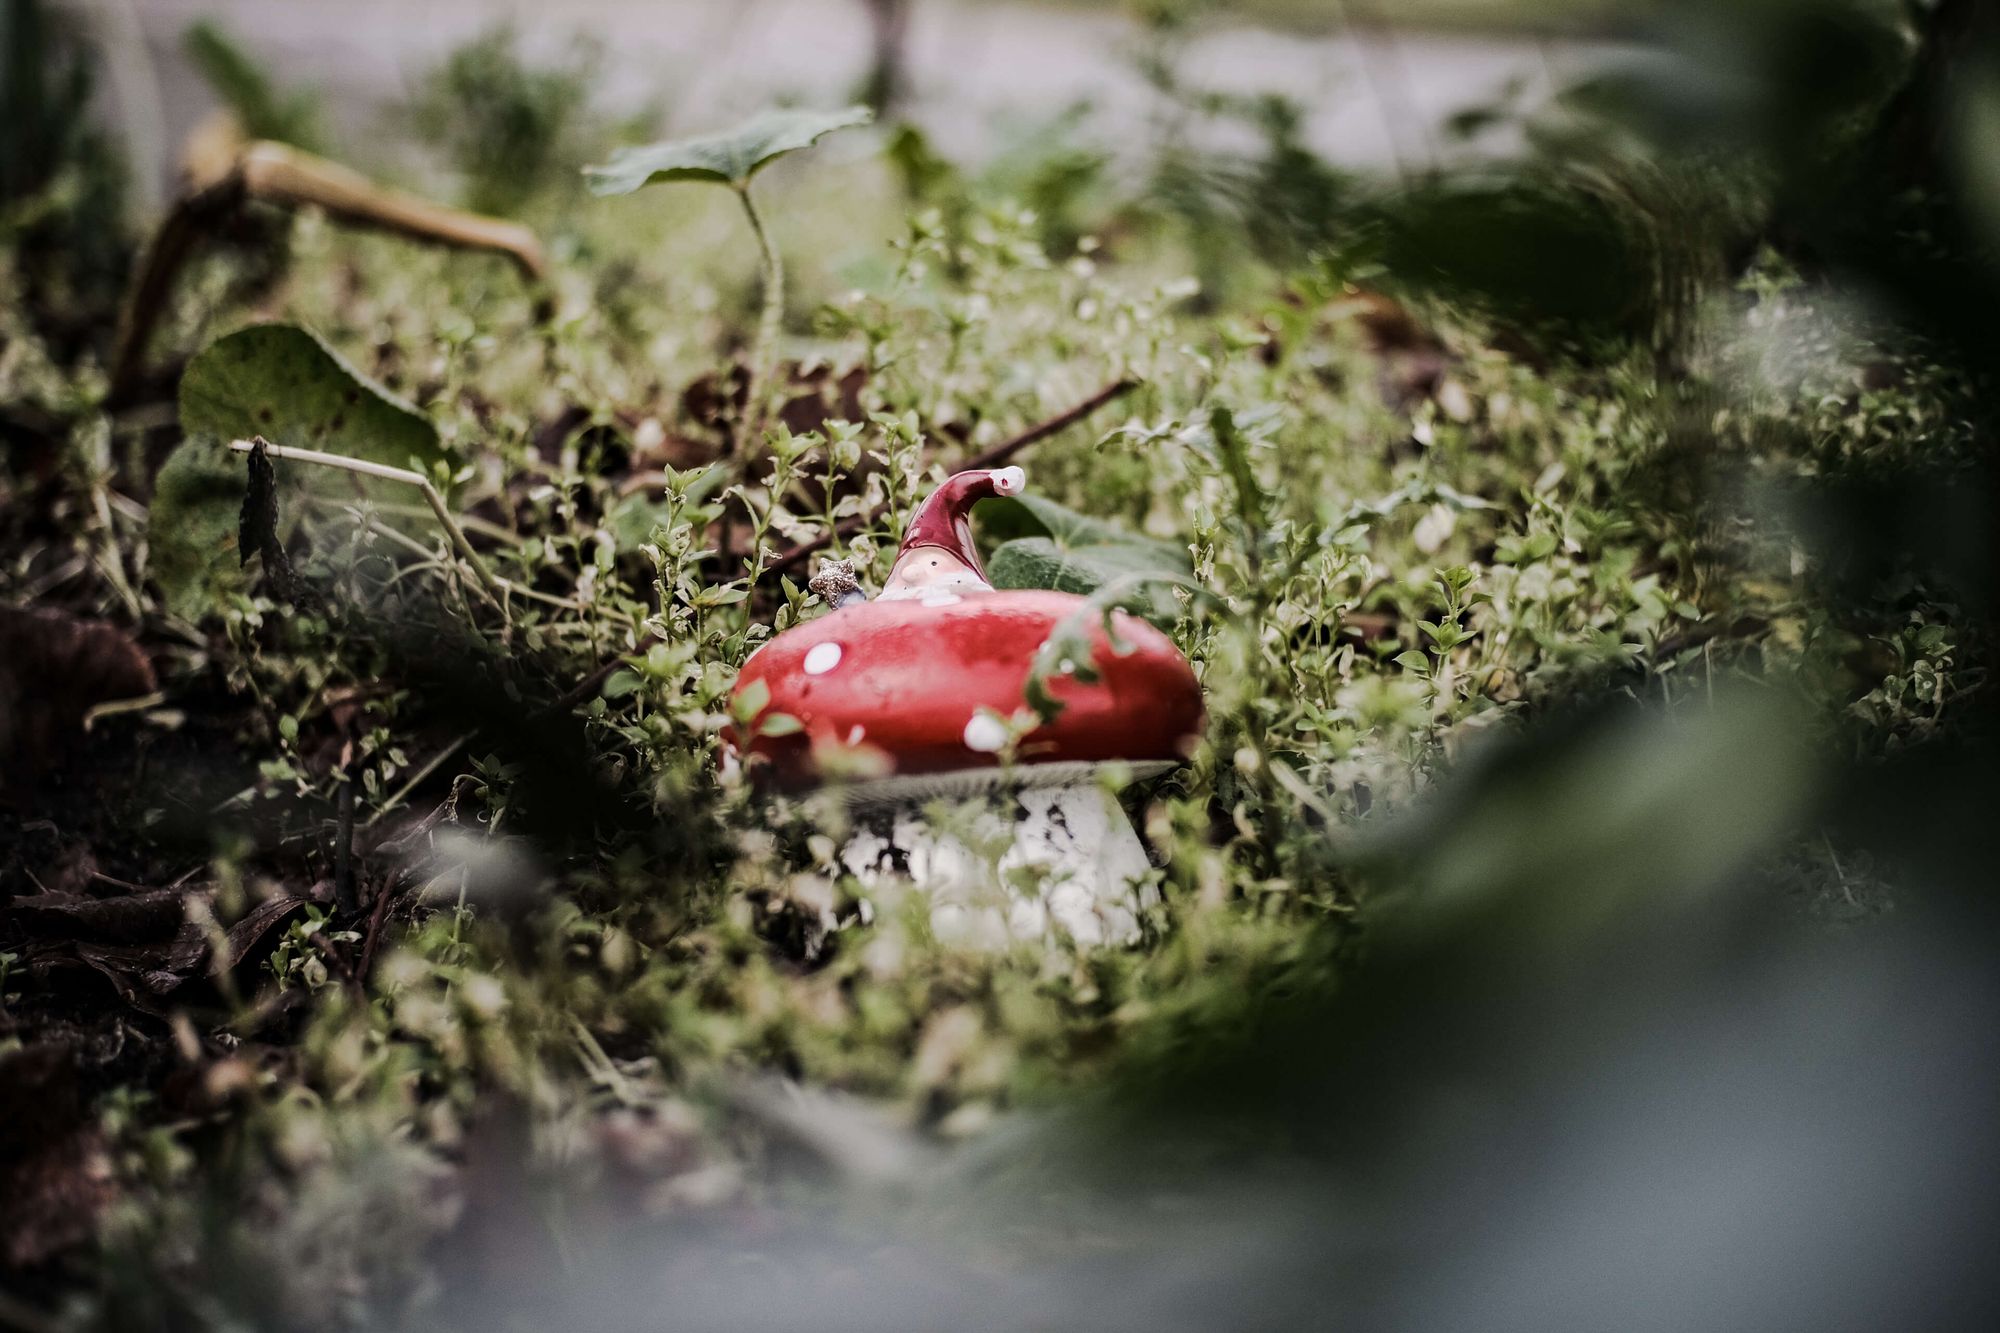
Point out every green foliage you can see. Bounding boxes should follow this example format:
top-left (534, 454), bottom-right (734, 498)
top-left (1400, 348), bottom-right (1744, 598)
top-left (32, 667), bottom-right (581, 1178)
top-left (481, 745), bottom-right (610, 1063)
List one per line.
top-left (0, 0), bottom-right (128, 316)
top-left (978, 491), bottom-right (1190, 620)
top-left (585, 105), bottom-right (874, 194)
top-left (0, 0), bottom-right (94, 203)
top-left (178, 324), bottom-right (439, 469)
top-left (7, 5), bottom-right (1996, 1318)
top-left (406, 23), bottom-right (608, 217)
top-left (146, 439), bottom-right (248, 622)
top-left (183, 20), bottom-right (324, 149)
top-left (1364, 687), bottom-right (1818, 936)
top-left (1376, 179), bottom-right (1656, 337)
top-left (148, 323), bottom-right (442, 618)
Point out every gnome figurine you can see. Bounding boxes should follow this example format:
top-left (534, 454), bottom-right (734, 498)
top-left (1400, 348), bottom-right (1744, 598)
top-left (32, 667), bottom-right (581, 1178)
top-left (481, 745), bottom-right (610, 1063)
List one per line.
top-left (725, 466), bottom-right (1203, 947)
top-left (875, 466), bottom-right (1027, 599)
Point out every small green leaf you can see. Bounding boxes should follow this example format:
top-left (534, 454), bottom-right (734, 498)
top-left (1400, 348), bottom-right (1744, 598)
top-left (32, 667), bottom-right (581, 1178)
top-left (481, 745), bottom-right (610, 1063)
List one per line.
top-left (757, 712), bottom-right (804, 738)
top-left (731, 678), bottom-right (772, 727)
top-left (584, 105), bottom-right (872, 194)
top-left (1023, 612), bottom-right (1103, 725)
top-left (1206, 405), bottom-right (1267, 547)
top-left (694, 584), bottom-right (750, 608)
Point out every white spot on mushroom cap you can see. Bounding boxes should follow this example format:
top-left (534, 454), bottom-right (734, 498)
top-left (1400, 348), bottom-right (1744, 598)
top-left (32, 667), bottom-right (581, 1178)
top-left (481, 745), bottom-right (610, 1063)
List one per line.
top-left (992, 465), bottom-right (1026, 496)
top-left (962, 712), bottom-right (1009, 753)
top-left (803, 642), bottom-right (843, 675)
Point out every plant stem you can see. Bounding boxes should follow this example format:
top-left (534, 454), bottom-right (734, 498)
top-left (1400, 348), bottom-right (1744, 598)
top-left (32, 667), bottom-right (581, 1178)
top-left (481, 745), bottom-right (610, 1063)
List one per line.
top-left (735, 180), bottom-right (785, 455)
top-left (358, 515), bottom-right (580, 610)
top-left (305, 494), bottom-right (523, 546)
top-left (226, 438), bottom-right (505, 603)
top-left (363, 732), bottom-right (472, 829)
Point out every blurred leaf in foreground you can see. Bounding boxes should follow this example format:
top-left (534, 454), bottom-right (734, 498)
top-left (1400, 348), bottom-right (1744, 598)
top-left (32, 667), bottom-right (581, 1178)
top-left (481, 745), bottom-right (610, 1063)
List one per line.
top-left (1355, 685), bottom-right (1820, 941)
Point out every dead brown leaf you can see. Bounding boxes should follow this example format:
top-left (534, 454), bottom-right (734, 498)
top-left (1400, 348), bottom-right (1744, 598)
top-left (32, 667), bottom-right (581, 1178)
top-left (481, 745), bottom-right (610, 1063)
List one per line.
top-left (5, 889), bottom-right (191, 943)
top-left (0, 1045), bottom-right (117, 1269)
top-left (0, 607), bottom-right (157, 794)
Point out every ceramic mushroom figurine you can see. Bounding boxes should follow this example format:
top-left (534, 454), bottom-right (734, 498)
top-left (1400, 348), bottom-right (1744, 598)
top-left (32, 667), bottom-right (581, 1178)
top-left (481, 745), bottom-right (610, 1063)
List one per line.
top-left (725, 466), bottom-right (1203, 946)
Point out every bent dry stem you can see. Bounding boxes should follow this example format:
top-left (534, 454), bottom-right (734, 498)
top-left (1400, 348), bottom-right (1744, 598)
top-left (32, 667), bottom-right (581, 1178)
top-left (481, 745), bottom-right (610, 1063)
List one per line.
top-left (114, 139), bottom-right (550, 403)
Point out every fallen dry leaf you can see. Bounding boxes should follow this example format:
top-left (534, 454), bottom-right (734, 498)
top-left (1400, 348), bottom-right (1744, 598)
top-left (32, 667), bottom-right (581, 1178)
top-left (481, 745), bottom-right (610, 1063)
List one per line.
top-left (5, 888), bottom-right (191, 943)
top-left (0, 1045), bottom-right (117, 1269)
top-left (0, 607), bottom-right (157, 794)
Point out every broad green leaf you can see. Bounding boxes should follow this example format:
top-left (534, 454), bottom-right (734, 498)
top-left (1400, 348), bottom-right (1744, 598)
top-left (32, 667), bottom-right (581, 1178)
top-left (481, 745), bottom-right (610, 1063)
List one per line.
top-left (148, 442), bottom-right (248, 621)
top-left (987, 537), bottom-right (1185, 625)
top-left (179, 324), bottom-right (440, 469)
top-left (584, 105), bottom-right (872, 194)
top-left (148, 324), bottom-right (442, 619)
top-left (975, 493), bottom-right (1180, 558)
top-left (977, 492), bottom-right (1190, 625)
top-left (1358, 688), bottom-right (1814, 943)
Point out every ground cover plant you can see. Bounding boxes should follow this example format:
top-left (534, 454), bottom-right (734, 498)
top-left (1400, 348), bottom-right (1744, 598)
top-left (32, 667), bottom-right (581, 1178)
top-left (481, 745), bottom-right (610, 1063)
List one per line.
top-left (5, 0), bottom-right (2000, 1327)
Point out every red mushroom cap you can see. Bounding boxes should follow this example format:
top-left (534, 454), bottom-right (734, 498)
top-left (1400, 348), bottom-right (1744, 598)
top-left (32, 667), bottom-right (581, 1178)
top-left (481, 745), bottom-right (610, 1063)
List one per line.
top-left (726, 588), bottom-right (1202, 793)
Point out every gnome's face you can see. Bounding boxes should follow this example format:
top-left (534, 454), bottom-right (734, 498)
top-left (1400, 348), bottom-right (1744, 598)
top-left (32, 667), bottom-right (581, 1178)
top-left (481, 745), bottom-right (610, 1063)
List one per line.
top-left (877, 545), bottom-right (989, 600)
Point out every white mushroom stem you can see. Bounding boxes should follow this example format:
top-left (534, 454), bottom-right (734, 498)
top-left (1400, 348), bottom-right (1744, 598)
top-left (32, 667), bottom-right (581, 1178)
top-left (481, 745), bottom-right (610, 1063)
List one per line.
top-left (839, 771), bottom-right (1158, 948)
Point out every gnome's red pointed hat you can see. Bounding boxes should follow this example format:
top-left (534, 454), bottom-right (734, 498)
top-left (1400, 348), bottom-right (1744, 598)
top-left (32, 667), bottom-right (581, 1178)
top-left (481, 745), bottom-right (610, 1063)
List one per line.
top-left (877, 465), bottom-right (1023, 599)
top-left (724, 465), bottom-right (1202, 795)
